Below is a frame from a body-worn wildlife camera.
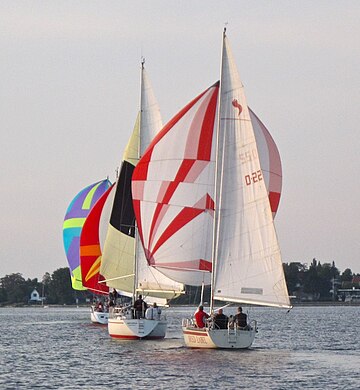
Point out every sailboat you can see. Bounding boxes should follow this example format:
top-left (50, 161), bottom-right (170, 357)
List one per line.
top-left (80, 183), bottom-right (116, 324)
top-left (100, 61), bottom-right (184, 339)
top-left (132, 30), bottom-right (290, 349)
top-left (63, 178), bottom-right (112, 324)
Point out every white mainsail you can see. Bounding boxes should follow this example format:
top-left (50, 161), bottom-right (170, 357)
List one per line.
top-left (212, 32), bottom-right (290, 308)
top-left (100, 62), bottom-right (184, 300)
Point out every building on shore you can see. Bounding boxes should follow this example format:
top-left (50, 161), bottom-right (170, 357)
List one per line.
top-left (29, 288), bottom-right (45, 304)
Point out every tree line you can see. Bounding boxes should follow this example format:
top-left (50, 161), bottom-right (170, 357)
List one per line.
top-left (0, 259), bottom-right (359, 306)
top-left (283, 259), bottom-right (359, 302)
top-left (0, 268), bottom-right (91, 306)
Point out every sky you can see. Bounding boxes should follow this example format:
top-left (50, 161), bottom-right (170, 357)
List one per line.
top-left (0, 1), bottom-right (359, 280)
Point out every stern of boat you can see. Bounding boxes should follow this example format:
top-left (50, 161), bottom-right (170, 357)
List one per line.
top-left (108, 307), bottom-right (167, 339)
top-left (182, 318), bottom-right (257, 349)
top-left (90, 306), bottom-right (109, 325)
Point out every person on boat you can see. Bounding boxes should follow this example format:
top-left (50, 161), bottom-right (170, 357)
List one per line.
top-left (145, 302), bottom-right (162, 320)
top-left (228, 315), bottom-right (234, 329)
top-left (96, 301), bottom-right (103, 312)
top-left (234, 306), bottom-right (249, 329)
top-left (194, 305), bottom-right (209, 328)
top-left (133, 294), bottom-right (148, 319)
top-left (213, 308), bottom-right (228, 329)
top-left (112, 288), bottom-right (119, 304)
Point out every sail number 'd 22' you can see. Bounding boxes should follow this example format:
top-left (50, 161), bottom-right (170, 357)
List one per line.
top-left (245, 170), bottom-right (263, 186)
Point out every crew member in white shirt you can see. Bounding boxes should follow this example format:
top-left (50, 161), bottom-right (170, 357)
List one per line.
top-left (145, 302), bottom-right (161, 320)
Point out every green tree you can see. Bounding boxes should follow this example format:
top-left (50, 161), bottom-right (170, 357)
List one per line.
top-left (0, 273), bottom-right (28, 304)
top-left (42, 272), bottom-right (51, 302)
top-left (303, 259), bottom-right (321, 298)
top-left (316, 262), bottom-right (336, 300)
top-left (283, 262), bottom-right (306, 294)
top-left (47, 268), bottom-right (74, 304)
top-left (341, 268), bottom-right (353, 282)
top-left (0, 287), bottom-right (5, 303)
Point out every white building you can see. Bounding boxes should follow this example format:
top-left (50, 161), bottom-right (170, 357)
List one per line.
top-left (29, 288), bottom-right (45, 303)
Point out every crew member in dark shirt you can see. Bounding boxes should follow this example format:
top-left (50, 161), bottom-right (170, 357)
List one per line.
top-left (213, 308), bottom-right (228, 329)
top-left (234, 306), bottom-right (248, 329)
top-left (133, 294), bottom-right (148, 319)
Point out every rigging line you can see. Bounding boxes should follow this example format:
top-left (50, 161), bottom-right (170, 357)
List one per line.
top-left (99, 274), bottom-right (135, 283)
top-left (87, 287), bottom-right (108, 295)
top-left (135, 288), bottom-right (181, 294)
top-left (142, 266), bottom-right (168, 290)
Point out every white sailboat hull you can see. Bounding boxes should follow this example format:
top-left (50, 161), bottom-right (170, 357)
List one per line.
top-left (182, 325), bottom-right (256, 349)
top-left (108, 317), bottom-right (167, 340)
top-left (90, 306), bottom-right (109, 325)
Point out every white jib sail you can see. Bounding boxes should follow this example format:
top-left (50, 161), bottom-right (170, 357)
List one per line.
top-left (213, 33), bottom-right (290, 308)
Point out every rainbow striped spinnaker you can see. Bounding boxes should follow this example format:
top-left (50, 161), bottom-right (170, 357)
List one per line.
top-left (63, 179), bottom-right (112, 290)
top-left (80, 183), bottom-right (116, 295)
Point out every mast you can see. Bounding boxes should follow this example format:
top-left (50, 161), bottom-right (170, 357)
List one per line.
top-left (132, 59), bottom-right (145, 305)
top-left (210, 28), bottom-right (226, 314)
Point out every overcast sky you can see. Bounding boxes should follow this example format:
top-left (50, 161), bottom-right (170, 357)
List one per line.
top-left (1, 1), bottom-right (359, 280)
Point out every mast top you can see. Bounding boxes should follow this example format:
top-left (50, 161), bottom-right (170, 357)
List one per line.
top-left (223, 22), bottom-right (228, 36)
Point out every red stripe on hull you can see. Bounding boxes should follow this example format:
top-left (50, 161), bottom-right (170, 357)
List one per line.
top-left (183, 330), bottom-right (208, 336)
top-left (109, 334), bottom-right (165, 340)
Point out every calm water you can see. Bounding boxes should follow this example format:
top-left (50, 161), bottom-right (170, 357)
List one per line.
top-left (0, 306), bottom-right (359, 389)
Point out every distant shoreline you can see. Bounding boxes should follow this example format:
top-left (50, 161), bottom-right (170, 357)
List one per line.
top-left (1, 301), bottom-right (360, 308)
